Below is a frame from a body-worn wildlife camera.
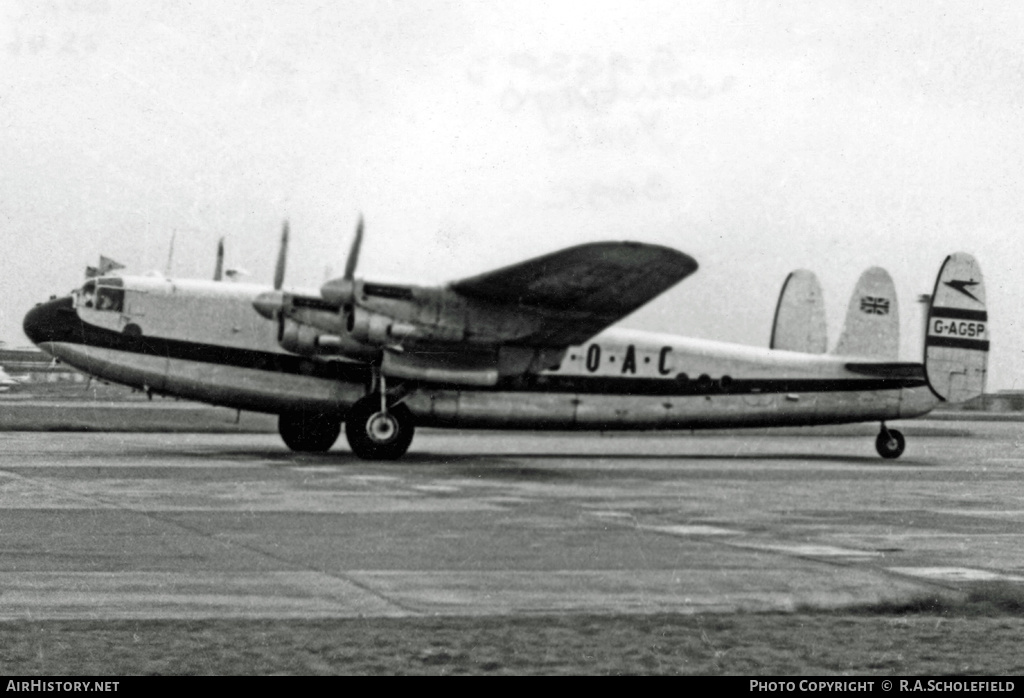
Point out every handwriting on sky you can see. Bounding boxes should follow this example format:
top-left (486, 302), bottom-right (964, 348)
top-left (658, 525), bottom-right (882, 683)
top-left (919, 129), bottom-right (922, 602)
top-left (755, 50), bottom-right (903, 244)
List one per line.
top-left (5, 0), bottom-right (110, 57)
top-left (469, 47), bottom-right (735, 151)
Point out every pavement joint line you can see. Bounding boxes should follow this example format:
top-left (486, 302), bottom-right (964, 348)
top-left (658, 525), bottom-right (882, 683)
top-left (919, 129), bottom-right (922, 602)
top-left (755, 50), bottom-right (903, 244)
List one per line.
top-left (639, 524), bottom-right (739, 536)
top-left (111, 508), bottom-right (426, 616)
top-left (0, 465), bottom-right (424, 617)
top-left (886, 566), bottom-right (1024, 583)
top-left (3, 423), bottom-right (1022, 618)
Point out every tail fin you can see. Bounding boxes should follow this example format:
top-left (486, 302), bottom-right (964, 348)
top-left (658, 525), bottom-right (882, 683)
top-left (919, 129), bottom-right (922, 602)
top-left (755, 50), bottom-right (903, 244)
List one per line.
top-left (832, 267), bottom-right (899, 359)
top-left (924, 253), bottom-right (988, 402)
top-left (770, 270), bottom-right (827, 353)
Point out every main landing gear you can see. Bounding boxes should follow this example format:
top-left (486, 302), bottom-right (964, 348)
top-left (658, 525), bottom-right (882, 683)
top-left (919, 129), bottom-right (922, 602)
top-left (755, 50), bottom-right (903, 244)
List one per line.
top-left (345, 393), bottom-right (415, 460)
top-left (278, 394), bottom-right (414, 460)
top-left (875, 423), bottom-right (905, 459)
top-left (277, 377), bottom-right (415, 460)
top-left (279, 411), bottom-right (342, 452)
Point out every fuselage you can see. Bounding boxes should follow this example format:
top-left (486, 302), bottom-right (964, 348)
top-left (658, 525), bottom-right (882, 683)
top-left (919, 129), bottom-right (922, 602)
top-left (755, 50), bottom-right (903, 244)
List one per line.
top-left (23, 275), bottom-right (939, 429)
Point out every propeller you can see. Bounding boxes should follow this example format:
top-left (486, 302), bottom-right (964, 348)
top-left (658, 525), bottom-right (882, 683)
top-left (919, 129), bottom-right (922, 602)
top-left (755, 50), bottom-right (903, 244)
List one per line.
top-left (273, 220), bottom-right (289, 290)
top-left (213, 237), bottom-right (224, 281)
top-left (320, 215), bottom-right (364, 306)
top-left (253, 221), bottom-right (291, 321)
top-left (343, 215), bottom-right (363, 281)
top-left (254, 216), bottom-right (362, 322)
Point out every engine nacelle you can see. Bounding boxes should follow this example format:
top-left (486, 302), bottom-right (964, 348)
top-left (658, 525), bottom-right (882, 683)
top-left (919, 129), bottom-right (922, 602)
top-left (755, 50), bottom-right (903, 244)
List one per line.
top-left (347, 307), bottom-right (465, 347)
top-left (279, 318), bottom-right (321, 355)
top-left (279, 318), bottom-right (351, 357)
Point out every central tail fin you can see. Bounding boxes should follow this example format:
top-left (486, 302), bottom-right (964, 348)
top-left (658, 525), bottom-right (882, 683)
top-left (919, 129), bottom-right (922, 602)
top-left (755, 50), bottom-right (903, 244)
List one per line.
top-left (832, 267), bottom-right (899, 359)
top-left (924, 253), bottom-right (988, 402)
top-left (770, 269), bottom-right (827, 353)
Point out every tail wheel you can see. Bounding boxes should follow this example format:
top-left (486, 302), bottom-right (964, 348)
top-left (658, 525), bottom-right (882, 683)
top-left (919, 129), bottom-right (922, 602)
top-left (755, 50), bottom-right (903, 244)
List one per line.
top-left (875, 427), bottom-right (905, 459)
top-left (279, 412), bottom-right (341, 452)
top-left (345, 394), bottom-right (415, 461)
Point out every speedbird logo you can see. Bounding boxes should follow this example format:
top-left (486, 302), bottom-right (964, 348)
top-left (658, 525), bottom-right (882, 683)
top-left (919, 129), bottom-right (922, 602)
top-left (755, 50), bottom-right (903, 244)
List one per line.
top-left (945, 279), bottom-right (981, 303)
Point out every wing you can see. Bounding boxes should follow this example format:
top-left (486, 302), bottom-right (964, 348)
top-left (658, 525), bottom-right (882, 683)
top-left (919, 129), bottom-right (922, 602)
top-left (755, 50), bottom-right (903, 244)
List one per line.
top-left (450, 241), bottom-right (698, 345)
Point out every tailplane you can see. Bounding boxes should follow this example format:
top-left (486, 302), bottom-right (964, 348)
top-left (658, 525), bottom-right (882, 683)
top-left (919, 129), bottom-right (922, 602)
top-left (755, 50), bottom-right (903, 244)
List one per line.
top-left (924, 253), bottom-right (988, 402)
top-left (832, 267), bottom-right (899, 359)
top-left (770, 270), bottom-right (827, 353)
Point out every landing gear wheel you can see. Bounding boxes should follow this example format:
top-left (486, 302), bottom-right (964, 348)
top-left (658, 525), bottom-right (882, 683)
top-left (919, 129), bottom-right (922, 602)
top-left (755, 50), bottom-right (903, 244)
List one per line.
top-left (345, 395), bottom-right (415, 461)
top-left (875, 427), bottom-right (905, 459)
top-left (278, 412), bottom-right (341, 452)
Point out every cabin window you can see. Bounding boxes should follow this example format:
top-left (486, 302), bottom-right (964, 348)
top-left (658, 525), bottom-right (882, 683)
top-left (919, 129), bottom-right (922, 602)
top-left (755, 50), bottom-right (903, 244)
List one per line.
top-left (95, 286), bottom-right (124, 312)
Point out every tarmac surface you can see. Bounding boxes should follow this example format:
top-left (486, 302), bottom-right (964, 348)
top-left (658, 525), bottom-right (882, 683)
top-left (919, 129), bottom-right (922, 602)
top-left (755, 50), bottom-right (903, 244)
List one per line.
top-left (1, 419), bottom-right (1023, 620)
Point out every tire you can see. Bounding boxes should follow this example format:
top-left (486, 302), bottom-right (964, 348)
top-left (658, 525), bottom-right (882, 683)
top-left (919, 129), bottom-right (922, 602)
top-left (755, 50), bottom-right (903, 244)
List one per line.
top-left (344, 395), bottom-right (415, 461)
top-left (875, 428), bottom-right (905, 459)
top-left (279, 412), bottom-right (341, 452)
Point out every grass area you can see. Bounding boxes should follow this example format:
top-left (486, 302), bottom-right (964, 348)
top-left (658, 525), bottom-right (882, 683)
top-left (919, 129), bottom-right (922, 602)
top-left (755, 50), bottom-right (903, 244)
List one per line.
top-left (839, 582), bottom-right (1024, 617)
top-left (3, 587), bottom-right (1024, 676)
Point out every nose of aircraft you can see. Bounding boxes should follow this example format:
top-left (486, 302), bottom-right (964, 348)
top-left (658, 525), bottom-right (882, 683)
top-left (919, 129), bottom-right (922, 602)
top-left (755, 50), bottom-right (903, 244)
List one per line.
top-left (23, 296), bottom-right (79, 346)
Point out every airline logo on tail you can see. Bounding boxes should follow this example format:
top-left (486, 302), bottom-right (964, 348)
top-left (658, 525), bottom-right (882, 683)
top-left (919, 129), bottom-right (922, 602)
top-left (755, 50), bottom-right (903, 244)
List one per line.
top-left (925, 255), bottom-right (989, 402)
top-left (943, 278), bottom-right (981, 303)
top-left (929, 275), bottom-right (988, 350)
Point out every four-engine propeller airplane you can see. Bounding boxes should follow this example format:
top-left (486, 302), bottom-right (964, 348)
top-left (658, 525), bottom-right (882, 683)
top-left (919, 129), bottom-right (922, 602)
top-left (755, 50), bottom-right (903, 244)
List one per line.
top-left (23, 220), bottom-right (989, 460)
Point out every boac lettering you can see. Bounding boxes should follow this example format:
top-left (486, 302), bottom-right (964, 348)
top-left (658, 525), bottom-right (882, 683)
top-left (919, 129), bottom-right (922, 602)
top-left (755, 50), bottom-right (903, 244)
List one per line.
top-left (621, 345), bottom-right (636, 374)
top-left (658, 346), bottom-right (672, 375)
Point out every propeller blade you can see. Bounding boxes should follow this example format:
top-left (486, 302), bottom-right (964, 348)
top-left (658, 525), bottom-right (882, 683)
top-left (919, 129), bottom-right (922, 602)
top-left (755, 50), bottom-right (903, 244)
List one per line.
top-left (273, 220), bottom-right (289, 290)
top-left (213, 237), bottom-right (224, 281)
top-left (320, 215), bottom-right (363, 306)
top-left (343, 215), bottom-right (363, 280)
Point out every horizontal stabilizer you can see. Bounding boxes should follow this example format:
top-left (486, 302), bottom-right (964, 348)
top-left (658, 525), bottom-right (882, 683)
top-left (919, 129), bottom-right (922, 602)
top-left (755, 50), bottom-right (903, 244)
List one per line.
top-left (844, 362), bottom-right (925, 380)
top-left (832, 267), bottom-right (899, 360)
top-left (770, 270), bottom-right (827, 353)
top-left (925, 252), bottom-right (988, 402)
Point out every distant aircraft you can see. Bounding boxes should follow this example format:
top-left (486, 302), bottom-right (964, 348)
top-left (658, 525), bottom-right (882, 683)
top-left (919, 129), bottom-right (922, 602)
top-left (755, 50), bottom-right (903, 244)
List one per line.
top-left (0, 366), bottom-right (21, 392)
top-left (23, 220), bottom-right (989, 460)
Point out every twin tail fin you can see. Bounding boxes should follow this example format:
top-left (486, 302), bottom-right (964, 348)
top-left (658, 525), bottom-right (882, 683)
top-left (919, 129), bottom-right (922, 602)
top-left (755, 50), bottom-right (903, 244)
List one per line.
top-left (924, 253), bottom-right (988, 402)
top-left (770, 270), bottom-right (828, 353)
top-left (832, 267), bottom-right (899, 360)
top-left (773, 255), bottom-right (988, 405)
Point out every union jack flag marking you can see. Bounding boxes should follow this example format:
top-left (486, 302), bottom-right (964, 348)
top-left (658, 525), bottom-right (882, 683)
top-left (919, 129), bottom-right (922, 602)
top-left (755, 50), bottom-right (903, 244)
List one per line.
top-left (860, 296), bottom-right (890, 315)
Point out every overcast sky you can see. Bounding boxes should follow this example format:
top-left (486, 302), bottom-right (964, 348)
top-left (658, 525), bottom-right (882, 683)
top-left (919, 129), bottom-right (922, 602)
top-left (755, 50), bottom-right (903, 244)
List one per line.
top-left (2, 0), bottom-right (1022, 389)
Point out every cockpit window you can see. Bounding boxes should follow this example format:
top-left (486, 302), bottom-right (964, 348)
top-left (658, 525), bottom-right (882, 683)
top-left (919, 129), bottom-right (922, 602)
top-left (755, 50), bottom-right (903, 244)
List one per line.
top-left (95, 286), bottom-right (124, 312)
top-left (78, 281), bottom-right (97, 308)
top-left (77, 280), bottom-right (124, 312)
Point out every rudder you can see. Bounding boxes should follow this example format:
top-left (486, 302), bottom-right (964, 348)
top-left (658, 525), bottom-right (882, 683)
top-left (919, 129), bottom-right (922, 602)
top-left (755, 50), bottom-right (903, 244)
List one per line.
top-left (925, 253), bottom-right (988, 402)
top-left (770, 269), bottom-right (828, 353)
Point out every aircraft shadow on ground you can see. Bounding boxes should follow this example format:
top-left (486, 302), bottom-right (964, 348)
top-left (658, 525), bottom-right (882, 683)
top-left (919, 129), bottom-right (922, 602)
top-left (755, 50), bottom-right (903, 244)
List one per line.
top-left (212, 449), bottom-right (936, 469)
